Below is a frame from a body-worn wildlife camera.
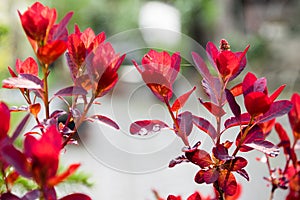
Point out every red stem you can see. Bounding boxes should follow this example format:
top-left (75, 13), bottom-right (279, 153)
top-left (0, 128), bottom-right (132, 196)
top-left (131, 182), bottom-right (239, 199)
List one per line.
top-left (42, 64), bottom-right (50, 119)
top-left (164, 97), bottom-right (190, 147)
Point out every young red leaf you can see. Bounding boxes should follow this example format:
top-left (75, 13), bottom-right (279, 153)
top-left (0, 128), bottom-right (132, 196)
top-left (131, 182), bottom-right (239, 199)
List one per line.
top-left (60, 193), bottom-right (92, 200)
top-left (176, 111), bottom-right (193, 137)
top-left (15, 57), bottom-right (38, 76)
top-left (269, 84), bottom-right (286, 102)
top-left (230, 83), bottom-right (242, 96)
top-left (50, 12), bottom-right (73, 41)
top-left (29, 103), bottom-right (41, 118)
top-left (244, 140), bottom-right (280, 157)
top-left (54, 86), bottom-right (87, 96)
top-left (37, 40), bottom-right (67, 65)
top-left (256, 100), bottom-right (293, 123)
top-left (192, 115), bottom-right (217, 140)
top-left (7, 66), bottom-right (18, 77)
top-left (48, 163), bottom-right (80, 186)
top-left (130, 120), bottom-right (169, 136)
top-left (199, 99), bottom-right (226, 117)
top-left (171, 86), bottom-right (196, 112)
top-left (253, 77), bottom-right (267, 93)
top-left (244, 92), bottom-right (271, 116)
top-left (88, 115), bottom-right (119, 130)
top-left (206, 41), bottom-right (219, 71)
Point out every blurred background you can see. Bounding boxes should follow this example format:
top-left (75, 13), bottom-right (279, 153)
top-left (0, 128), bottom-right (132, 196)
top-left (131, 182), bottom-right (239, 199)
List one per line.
top-left (0, 0), bottom-right (299, 199)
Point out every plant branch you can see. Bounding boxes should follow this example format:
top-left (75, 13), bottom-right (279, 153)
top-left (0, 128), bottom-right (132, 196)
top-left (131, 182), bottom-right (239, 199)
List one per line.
top-left (164, 96), bottom-right (190, 147)
top-left (42, 64), bottom-right (50, 119)
top-left (62, 95), bottom-right (95, 148)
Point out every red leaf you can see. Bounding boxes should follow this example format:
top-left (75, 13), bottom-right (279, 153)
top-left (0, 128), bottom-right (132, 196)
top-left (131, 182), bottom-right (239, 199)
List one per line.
top-left (185, 149), bottom-right (212, 168)
top-left (167, 195), bottom-right (182, 200)
top-left (242, 72), bottom-right (257, 96)
top-left (0, 102), bottom-right (10, 141)
top-left (50, 11), bottom-right (73, 41)
top-left (0, 192), bottom-right (20, 200)
top-left (8, 66), bottom-right (18, 77)
top-left (218, 170), bottom-right (237, 196)
top-left (37, 40), bottom-right (67, 65)
top-left (203, 168), bottom-right (219, 184)
top-left (224, 113), bottom-right (251, 129)
top-left (11, 114), bottom-right (30, 142)
top-left (269, 85), bottom-right (286, 102)
top-left (1, 145), bottom-right (31, 178)
top-left (192, 51), bottom-right (213, 81)
top-left (235, 126), bottom-right (264, 152)
top-left (48, 163), bottom-right (80, 186)
top-left (187, 192), bottom-right (202, 200)
top-left (201, 77), bottom-right (225, 105)
top-left (289, 93), bottom-right (300, 139)
top-left (231, 157), bottom-right (248, 171)
top-left (54, 86), bottom-right (87, 96)
top-left (244, 140), bottom-right (280, 157)
top-left (15, 57), bottom-right (38, 76)
top-left (194, 169), bottom-right (205, 184)
top-left (253, 77), bottom-right (267, 93)
top-left (169, 155), bottom-right (189, 168)
top-left (230, 83), bottom-right (242, 96)
top-left (60, 193), bottom-right (92, 200)
top-left (2, 76), bottom-right (42, 89)
top-left (244, 92), bottom-right (271, 116)
top-left (199, 99), bottom-right (226, 117)
top-left (22, 189), bottom-right (40, 200)
top-left (225, 89), bottom-right (241, 118)
top-left (275, 123), bottom-right (291, 155)
top-left (206, 41), bottom-right (219, 71)
top-left (171, 86), bottom-right (196, 112)
top-left (176, 111), bottom-right (193, 137)
top-left (130, 120), bottom-right (169, 136)
top-left (29, 103), bottom-right (41, 118)
top-left (88, 115), bottom-right (119, 130)
top-left (212, 144), bottom-right (233, 161)
top-left (236, 168), bottom-right (249, 181)
top-left (257, 100), bottom-right (293, 123)
top-left (193, 115), bottom-right (217, 140)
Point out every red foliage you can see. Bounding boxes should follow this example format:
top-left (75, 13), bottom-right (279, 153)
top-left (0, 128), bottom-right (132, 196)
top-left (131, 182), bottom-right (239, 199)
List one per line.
top-left (18, 2), bottom-right (73, 65)
top-left (133, 50), bottom-right (181, 102)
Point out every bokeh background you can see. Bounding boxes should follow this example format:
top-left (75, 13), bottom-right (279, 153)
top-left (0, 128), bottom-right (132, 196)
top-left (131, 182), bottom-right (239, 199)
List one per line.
top-left (0, 0), bottom-right (299, 199)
